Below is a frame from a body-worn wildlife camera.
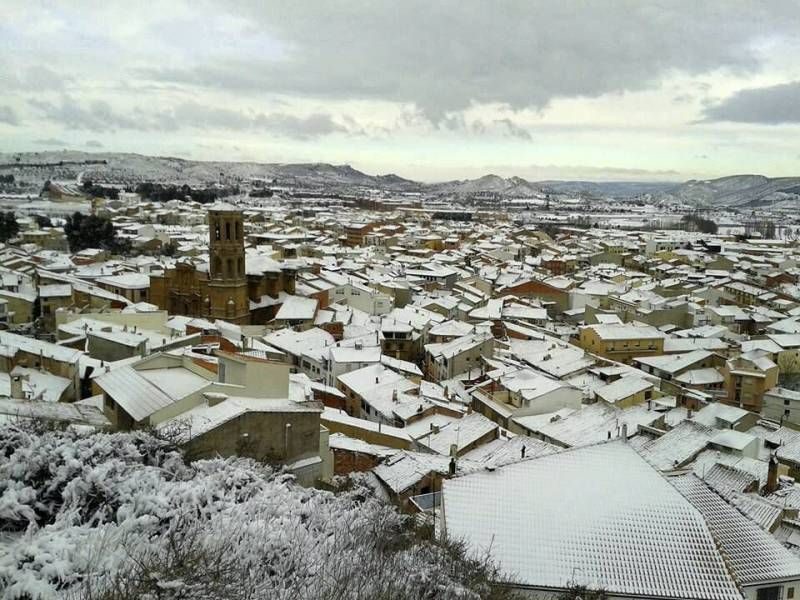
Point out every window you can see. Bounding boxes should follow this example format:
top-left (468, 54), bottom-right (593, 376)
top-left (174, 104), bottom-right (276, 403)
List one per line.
top-left (756, 587), bottom-right (781, 600)
top-left (786, 409), bottom-right (791, 417)
top-left (236, 221), bottom-right (242, 240)
top-left (225, 221), bottom-right (231, 240)
top-left (214, 222), bottom-right (221, 240)
top-left (788, 588), bottom-right (795, 599)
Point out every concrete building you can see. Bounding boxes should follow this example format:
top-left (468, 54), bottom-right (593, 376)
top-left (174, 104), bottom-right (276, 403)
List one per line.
top-left (578, 323), bottom-right (665, 364)
top-left (764, 387), bottom-right (800, 426)
top-left (723, 352), bottom-right (779, 413)
top-left (425, 331), bottom-right (494, 382)
top-left (96, 349), bottom-right (327, 484)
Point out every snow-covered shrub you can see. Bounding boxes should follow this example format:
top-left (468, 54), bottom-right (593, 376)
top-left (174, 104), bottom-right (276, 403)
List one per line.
top-left (0, 423), bottom-right (515, 600)
top-left (0, 423), bottom-right (184, 530)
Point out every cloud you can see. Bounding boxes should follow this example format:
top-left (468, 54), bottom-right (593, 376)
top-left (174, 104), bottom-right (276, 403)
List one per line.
top-left (702, 81), bottom-right (800, 124)
top-left (168, 101), bottom-right (347, 139)
top-left (438, 114), bottom-right (532, 140)
top-left (85, 140), bottom-right (104, 148)
top-left (28, 96), bottom-right (143, 132)
top-left (0, 64), bottom-right (68, 92)
top-left (0, 105), bottom-right (19, 126)
top-left (33, 138), bottom-right (68, 146)
top-left (137, 1), bottom-right (800, 119)
top-left (28, 96), bottom-right (348, 139)
top-left (493, 118), bottom-right (532, 141)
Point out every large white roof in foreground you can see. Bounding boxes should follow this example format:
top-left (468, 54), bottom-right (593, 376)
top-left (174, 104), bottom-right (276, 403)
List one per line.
top-left (442, 441), bottom-right (741, 600)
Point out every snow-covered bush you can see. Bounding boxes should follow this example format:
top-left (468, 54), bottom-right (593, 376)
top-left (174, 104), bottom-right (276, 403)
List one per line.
top-left (0, 423), bottom-right (515, 600)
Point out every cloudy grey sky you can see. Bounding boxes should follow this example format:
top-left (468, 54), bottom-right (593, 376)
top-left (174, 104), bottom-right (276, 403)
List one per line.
top-left (2, 1), bottom-right (800, 181)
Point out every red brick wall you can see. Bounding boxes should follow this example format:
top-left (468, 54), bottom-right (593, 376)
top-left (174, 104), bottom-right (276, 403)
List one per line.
top-left (333, 449), bottom-right (381, 475)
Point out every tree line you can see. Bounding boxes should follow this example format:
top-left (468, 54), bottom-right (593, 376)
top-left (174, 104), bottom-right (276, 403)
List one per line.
top-left (135, 182), bottom-right (240, 203)
top-left (81, 179), bottom-right (120, 199)
top-left (681, 213), bottom-right (718, 234)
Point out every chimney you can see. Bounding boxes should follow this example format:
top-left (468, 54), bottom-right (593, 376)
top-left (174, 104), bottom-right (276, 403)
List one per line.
top-left (431, 423), bottom-right (440, 434)
top-left (448, 457), bottom-right (456, 476)
top-left (521, 445), bottom-right (526, 459)
top-left (450, 443), bottom-right (458, 457)
top-left (766, 453), bottom-right (780, 494)
top-left (621, 423), bottom-right (628, 440)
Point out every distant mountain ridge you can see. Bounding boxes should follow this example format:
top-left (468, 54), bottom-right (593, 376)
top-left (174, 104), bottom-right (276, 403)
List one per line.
top-left (1, 151), bottom-right (798, 206)
top-left (654, 175), bottom-right (800, 208)
top-left (0, 151), bottom-right (423, 191)
top-left (429, 174), bottom-right (544, 197)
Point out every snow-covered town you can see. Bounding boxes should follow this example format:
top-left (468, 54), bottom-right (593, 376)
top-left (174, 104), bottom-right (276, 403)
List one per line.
top-left (2, 154), bottom-right (800, 598)
top-left (5, 2), bottom-right (800, 599)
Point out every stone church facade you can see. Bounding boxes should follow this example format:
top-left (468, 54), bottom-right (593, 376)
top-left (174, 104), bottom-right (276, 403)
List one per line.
top-left (150, 203), bottom-right (298, 325)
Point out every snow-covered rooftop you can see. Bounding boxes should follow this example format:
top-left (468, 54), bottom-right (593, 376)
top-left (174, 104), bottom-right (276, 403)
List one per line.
top-left (443, 441), bottom-right (742, 599)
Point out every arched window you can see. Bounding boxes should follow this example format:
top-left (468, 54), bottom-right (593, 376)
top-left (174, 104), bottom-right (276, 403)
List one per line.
top-left (225, 221), bottom-right (231, 240)
top-left (214, 221), bottom-right (221, 241)
top-left (236, 221), bottom-right (242, 240)
top-left (214, 256), bottom-right (222, 277)
top-left (227, 258), bottom-right (234, 279)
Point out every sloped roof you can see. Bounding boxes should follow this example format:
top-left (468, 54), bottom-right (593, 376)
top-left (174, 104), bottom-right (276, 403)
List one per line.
top-left (417, 412), bottom-right (497, 456)
top-left (594, 375), bottom-right (653, 404)
top-left (373, 450), bottom-right (478, 495)
top-left (634, 349), bottom-right (711, 374)
top-left (443, 441), bottom-right (742, 599)
top-left (95, 365), bottom-right (175, 422)
top-left (673, 473), bottom-right (800, 586)
top-left (158, 396), bottom-right (319, 443)
top-left (639, 419), bottom-right (715, 470)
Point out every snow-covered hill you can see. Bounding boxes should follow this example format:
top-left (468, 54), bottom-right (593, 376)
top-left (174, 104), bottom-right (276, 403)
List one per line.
top-left (654, 175), bottom-right (800, 208)
top-left (2, 150), bottom-right (798, 206)
top-left (430, 174), bottom-right (544, 197)
top-left (0, 151), bottom-right (422, 191)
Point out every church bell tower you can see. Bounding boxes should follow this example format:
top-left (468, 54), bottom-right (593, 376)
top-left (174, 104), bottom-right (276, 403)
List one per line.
top-left (207, 203), bottom-right (250, 323)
